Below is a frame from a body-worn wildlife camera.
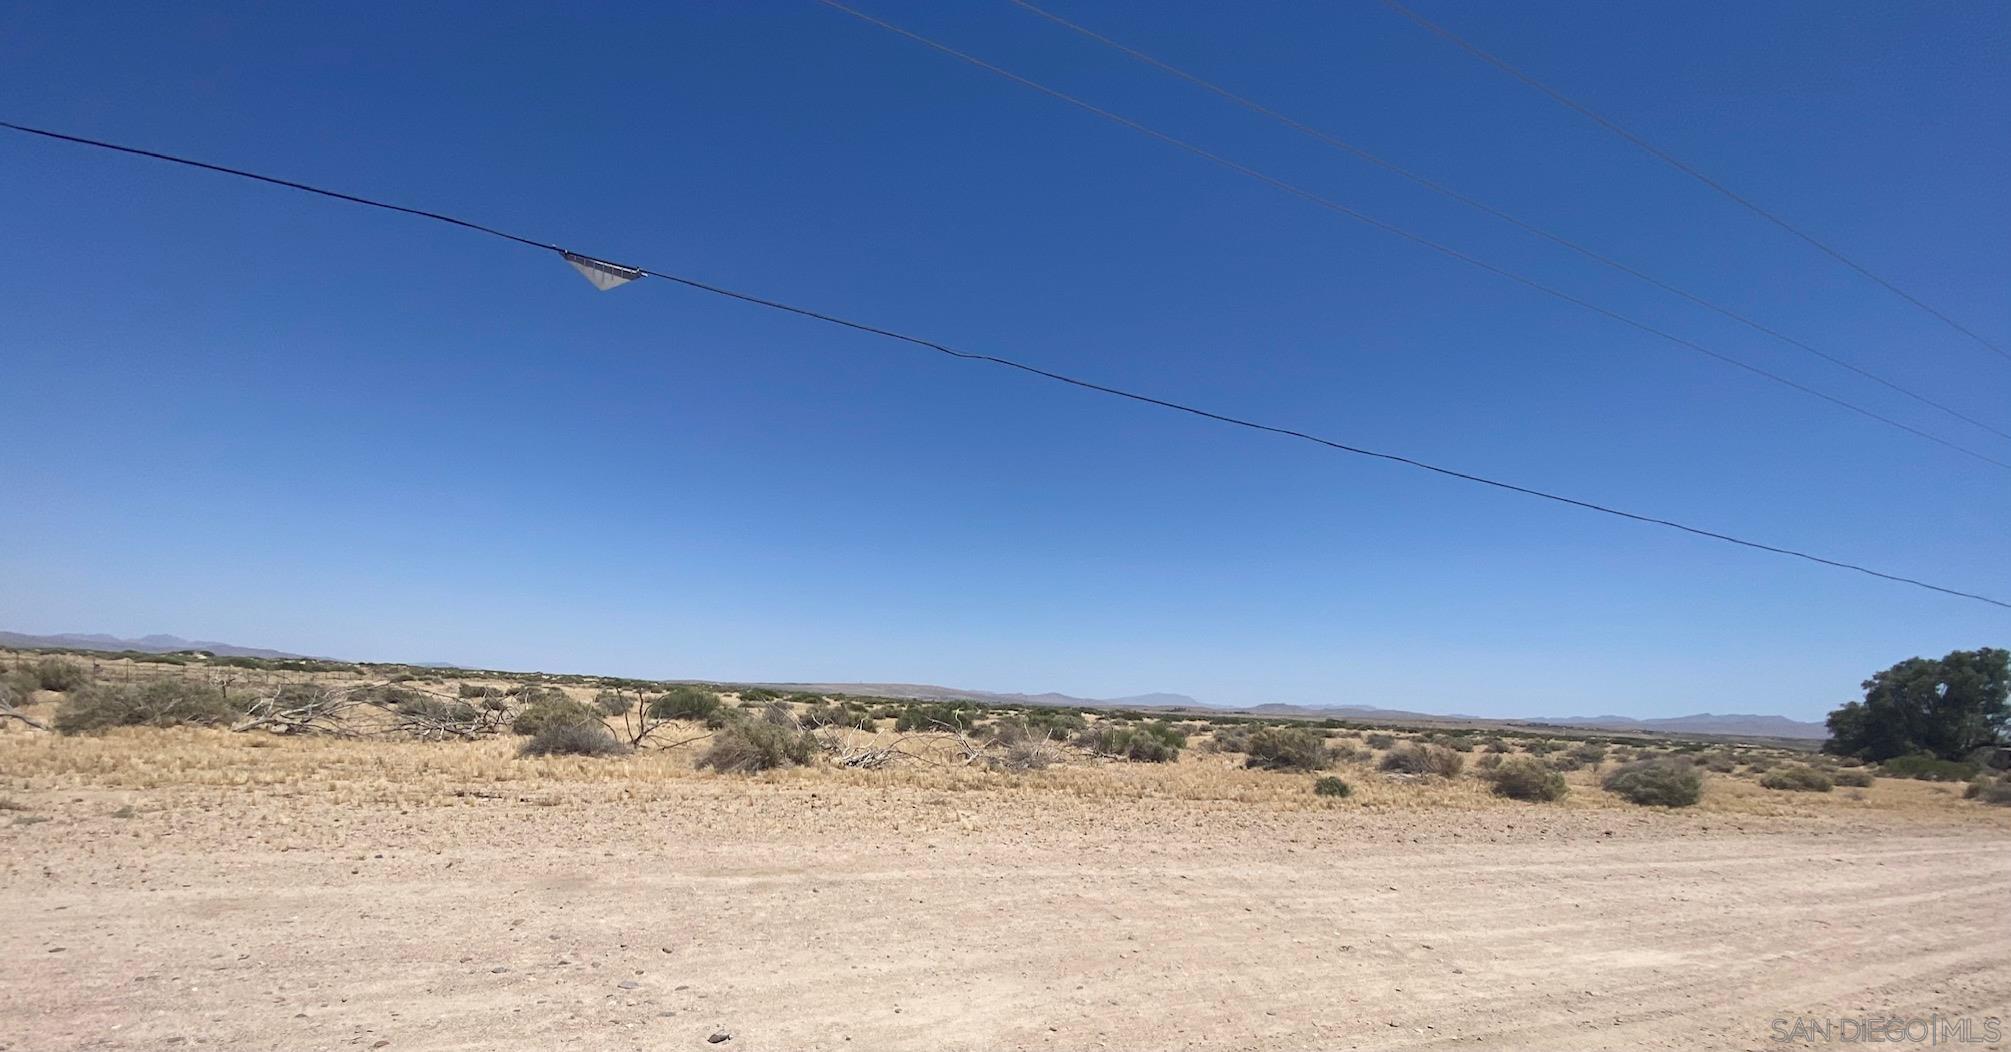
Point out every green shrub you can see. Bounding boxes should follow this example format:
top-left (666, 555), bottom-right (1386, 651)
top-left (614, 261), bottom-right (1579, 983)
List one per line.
top-left (1759, 765), bottom-right (1833, 792)
top-left (592, 690), bottom-right (635, 717)
top-left (1524, 739), bottom-right (1562, 755)
top-left (513, 697), bottom-right (604, 737)
top-left (33, 658), bottom-right (92, 692)
top-left (54, 680), bottom-right (239, 734)
top-left (1379, 744), bottom-right (1464, 778)
top-left (696, 721), bottom-right (815, 773)
top-left (506, 684), bottom-right (571, 705)
top-left (1830, 768), bottom-right (1874, 788)
top-left (1074, 722), bottom-right (1179, 762)
top-left (1244, 727), bottom-right (1332, 772)
top-left (1364, 733), bottom-right (1397, 750)
top-left (1569, 742), bottom-right (1607, 766)
top-left (1879, 754), bottom-right (1980, 782)
top-left (1207, 725), bottom-right (1255, 753)
top-left (1312, 776), bottom-right (1351, 798)
top-left (518, 722), bottom-right (629, 757)
top-left (893, 702), bottom-right (985, 733)
top-left (1487, 757), bottom-right (1567, 801)
top-left (648, 686), bottom-right (725, 725)
top-left (1602, 759), bottom-right (1703, 807)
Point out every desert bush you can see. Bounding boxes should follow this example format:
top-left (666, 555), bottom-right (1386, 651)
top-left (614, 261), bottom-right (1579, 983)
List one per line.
top-left (54, 680), bottom-right (238, 734)
top-left (1483, 737), bottom-right (1511, 753)
top-left (1364, 732), bottom-right (1397, 750)
top-left (736, 687), bottom-right (782, 702)
top-left (893, 702), bottom-right (985, 733)
top-left (1024, 709), bottom-right (1088, 740)
top-left (801, 702), bottom-right (874, 731)
top-left (592, 689), bottom-right (634, 717)
top-left (1379, 745), bottom-right (1464, 778)
top-left (1487, 757), bottom-right (1568, 801)
top-left (1879, 754), bottom-right (1980, 782)
top-left (1075, 722), bottom-right (1179, 762)
top-left (399, 696), bottom-right (478, 722)
top-left (1569, 742), bottom-right (1607, 766)
top-left (1244, 726), bottom-right (1332, 772)
top-left (456, 683), bottom-right (494, 699)
top-left (1964, 778), bottom-right (2011, 805)
top-left (697, 721), bottom-right (815, 773)
top-left (506, 684), bottom-right (571, 705)
top-left (513, 696), bottom-right (604, 737)
top-left (1830, 768), bottom-right (1874, 788)
top-left (649, 686), bottom-right (726, 725)
top-left (1759, 765), bottom-right (1833, 792)
top-left (1313, 775), bottom-right (1352, 798)
top-left (1523, 739), bottom-right (1562, 755)
top-left (33, 658), bottom-right (92, 692)
top-left (991, 736), bottom-right (1062, 772)
top-left (1475, 751), bottom-right (1504, 771)
top-left (1602, 758), bottom-right (1703, 807)
top-left (518, 721), bottom-right (629, 757)
top-left (1207, 724), bottom-right (1255, 753)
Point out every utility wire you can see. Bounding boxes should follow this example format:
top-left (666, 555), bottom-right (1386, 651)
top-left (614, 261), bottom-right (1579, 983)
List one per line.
top-left (2, 118), bottom-right (2004, 610)
top-left (1379, 0), bottom-right (2010, 365)
top-left (1008, 0), bottom-right (2011, 445)
top-left (810, 1), bottom-right (2011, 474)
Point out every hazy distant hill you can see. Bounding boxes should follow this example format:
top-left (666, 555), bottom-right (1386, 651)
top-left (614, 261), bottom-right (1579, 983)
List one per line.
top-left (1244, 701), bottom-right (1827, 740)
top-left (751, 682), bottom-right (1202, 710)
top-left (0, 631), bottom-right (306, 660)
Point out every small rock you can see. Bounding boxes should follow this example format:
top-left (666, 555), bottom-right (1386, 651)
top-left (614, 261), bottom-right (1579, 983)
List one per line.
top-left (707, 1032), bottom-right (731, 1044)
top-left (618, 981), bottom-right (639, 990)
top-left (490, 967), bottom-right (509, 974)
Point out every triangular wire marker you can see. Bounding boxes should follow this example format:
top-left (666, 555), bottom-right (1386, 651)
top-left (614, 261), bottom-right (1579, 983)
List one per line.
top-left (563, 251), bottom-right (646, 291)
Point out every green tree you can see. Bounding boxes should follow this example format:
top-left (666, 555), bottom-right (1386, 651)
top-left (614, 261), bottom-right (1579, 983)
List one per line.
top-left (1824, 648), bottom-right (2008, 762)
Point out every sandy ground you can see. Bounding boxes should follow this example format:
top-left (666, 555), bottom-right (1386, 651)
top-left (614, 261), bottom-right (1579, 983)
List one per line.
top-left (4, 746), bottom-right (2009, 1052)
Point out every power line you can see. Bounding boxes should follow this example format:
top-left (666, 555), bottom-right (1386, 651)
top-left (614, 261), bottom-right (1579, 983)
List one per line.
top-left (2, 118), bottom-right (2004, 611)
top-left (1007, 0), bottom-right (2011, 445)
top-left (809, 0), bottom-right (2011, 475)
top-left (1378, 0), bottom-right (2011, 365)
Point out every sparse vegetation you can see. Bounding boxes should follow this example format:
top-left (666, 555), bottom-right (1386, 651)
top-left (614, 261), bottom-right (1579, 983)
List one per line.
top-left (1830, 768), bottom-right (1874, 788)
top-left (1364, 732), bottom-right (1397, 750)
top-left (1486, 757), bottom-right (1567, 801)
top-left (1313, 775), bottom-right (1351, 798)
top-left (1602, 758), bottom-right (1703, 807)
top-left (1759, 766), bottom-right (1833, 792)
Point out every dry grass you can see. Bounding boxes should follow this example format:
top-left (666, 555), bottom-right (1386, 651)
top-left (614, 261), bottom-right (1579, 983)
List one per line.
top-left (0, 723), bottom-right (2003, 827)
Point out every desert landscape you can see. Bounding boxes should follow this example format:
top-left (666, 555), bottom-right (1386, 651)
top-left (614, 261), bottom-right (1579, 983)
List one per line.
top-left (3, 648), bottom-right (2008, 1051)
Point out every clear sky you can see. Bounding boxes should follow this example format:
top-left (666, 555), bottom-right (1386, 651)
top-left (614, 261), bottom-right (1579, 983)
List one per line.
top-left (3, 2), bottom-right (2006, 721)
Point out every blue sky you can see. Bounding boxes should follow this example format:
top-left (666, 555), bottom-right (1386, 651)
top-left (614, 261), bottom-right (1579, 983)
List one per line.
top-left (2, 2), bottom-right (2005, 720)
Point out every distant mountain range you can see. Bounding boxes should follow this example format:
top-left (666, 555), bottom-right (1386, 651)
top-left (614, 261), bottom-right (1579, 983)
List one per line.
top-left (750, 682), bottom-right (1202, 711)
top-left (1243, 702), bottom-right (1827, 740)
top-left (0, 631), bottom-right (306, 660)
top-left (0, 631), bottom-right (1828, 740)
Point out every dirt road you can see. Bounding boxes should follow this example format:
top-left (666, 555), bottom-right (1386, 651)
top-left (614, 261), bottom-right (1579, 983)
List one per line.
top-left (4, 774), bottom-right (2007, 1052)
